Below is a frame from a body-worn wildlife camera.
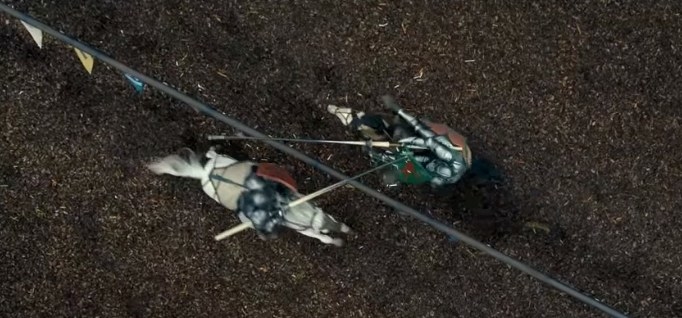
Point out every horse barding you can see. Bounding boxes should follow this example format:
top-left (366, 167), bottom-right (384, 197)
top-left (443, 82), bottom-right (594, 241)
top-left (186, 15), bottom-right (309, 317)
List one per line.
top-left (146, 147), bottom-right (353, 246)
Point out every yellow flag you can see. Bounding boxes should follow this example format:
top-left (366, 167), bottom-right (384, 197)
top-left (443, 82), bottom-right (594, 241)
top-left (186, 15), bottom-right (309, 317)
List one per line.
top-left (20, 21), bottom-right (43, 48)
top-left (74, 47), bottom-right (94, 74)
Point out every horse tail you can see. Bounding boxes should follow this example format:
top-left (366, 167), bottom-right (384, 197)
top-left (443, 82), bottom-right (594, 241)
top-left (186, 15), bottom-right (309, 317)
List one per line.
top-left (327, 104), bottom-right (391, 141)
top-left (146, 149), bottom-right (208, 180)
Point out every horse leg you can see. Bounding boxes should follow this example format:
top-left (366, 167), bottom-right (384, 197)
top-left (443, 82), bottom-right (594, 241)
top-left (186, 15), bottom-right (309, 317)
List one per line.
top-left (297, 228), bottom-right (344, 246)
top-left (319, 214), bottom-right (355, 235)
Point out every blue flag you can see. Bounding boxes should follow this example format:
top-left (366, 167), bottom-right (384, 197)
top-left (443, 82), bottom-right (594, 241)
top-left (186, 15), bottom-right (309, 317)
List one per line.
top-left (124, 73), bottom-right (145, 93)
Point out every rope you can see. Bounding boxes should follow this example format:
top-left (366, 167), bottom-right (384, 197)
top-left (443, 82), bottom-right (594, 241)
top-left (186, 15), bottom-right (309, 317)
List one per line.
top-left (0, 4), bottom-right (629, 317)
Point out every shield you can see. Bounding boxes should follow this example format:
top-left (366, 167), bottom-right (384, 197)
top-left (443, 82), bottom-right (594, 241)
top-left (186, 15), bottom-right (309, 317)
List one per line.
top-left (392, 150), bottom-right (434, 185)
top-left (255, 163), bottom-right (298, 192)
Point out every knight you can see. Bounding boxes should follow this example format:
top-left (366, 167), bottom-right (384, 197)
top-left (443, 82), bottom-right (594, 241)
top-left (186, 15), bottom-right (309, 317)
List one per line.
top-left (327, 95), bottom-right (473, 188)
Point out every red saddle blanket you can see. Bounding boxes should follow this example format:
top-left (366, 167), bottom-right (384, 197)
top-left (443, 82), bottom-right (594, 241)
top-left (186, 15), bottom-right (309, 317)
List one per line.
top-left (255, 163), bottom-right (298, 192)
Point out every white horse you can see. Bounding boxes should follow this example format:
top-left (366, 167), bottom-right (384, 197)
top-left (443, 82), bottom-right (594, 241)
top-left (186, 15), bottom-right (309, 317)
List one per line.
top-left (146, 147), bottom-right (353, 246)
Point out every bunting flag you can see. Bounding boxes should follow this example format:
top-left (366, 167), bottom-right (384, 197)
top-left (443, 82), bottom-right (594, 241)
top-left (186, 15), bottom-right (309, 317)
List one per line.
top-left (73, 47), bottom-right (94, 74)
top-left (20, 21), bottom-right (43, 48)
top-left (124, 73), bottom-right (145, 93)
top-left (14, 16), bottom-right (145, 97)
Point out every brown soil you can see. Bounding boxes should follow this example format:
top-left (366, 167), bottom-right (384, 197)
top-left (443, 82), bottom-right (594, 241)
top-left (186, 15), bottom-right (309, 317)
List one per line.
top-left (1, 1), bottom-right (681, 317)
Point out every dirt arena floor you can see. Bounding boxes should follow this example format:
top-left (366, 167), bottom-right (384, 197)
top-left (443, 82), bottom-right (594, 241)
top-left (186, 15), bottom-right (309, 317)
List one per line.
top-left (2, 1), bottom-right (681, 317)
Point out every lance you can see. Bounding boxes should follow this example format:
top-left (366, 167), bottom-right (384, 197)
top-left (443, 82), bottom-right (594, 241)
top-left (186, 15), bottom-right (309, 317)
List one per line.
top-left (207, 135), bottom-right (428, 150)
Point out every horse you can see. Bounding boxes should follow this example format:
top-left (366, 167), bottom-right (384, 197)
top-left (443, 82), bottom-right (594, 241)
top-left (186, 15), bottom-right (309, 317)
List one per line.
top-left (327, 101), bottom-right (502, 186)
top-left (327, 103), bottom-right (473, 187)
top-left (145, 147), bottom-right (353, 246)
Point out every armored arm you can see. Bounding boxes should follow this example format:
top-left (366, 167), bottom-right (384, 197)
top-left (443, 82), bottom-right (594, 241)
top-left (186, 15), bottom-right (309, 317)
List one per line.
top-left (381, 95), bottom-right (436, 139)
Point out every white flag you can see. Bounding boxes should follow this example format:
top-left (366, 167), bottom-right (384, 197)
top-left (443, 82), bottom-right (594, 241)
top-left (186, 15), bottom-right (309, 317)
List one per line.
top-left (20, 21), bottom-right (43, 48)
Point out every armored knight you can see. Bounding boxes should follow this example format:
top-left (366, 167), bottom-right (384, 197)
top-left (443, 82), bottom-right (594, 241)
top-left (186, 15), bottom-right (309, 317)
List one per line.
top-left (327, 95), bottom-right (473, 188)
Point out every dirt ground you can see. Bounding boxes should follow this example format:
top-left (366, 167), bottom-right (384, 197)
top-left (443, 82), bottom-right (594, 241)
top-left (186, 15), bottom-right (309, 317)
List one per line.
top-left (1, 1), bottom-right (681, 317)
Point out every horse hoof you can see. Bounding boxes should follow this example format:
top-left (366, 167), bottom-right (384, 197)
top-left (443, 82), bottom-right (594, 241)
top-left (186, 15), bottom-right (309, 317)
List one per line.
top-left (341, 224), bottom-right (355, 235)
top-left (331, 238), bottom-right (345, 247)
